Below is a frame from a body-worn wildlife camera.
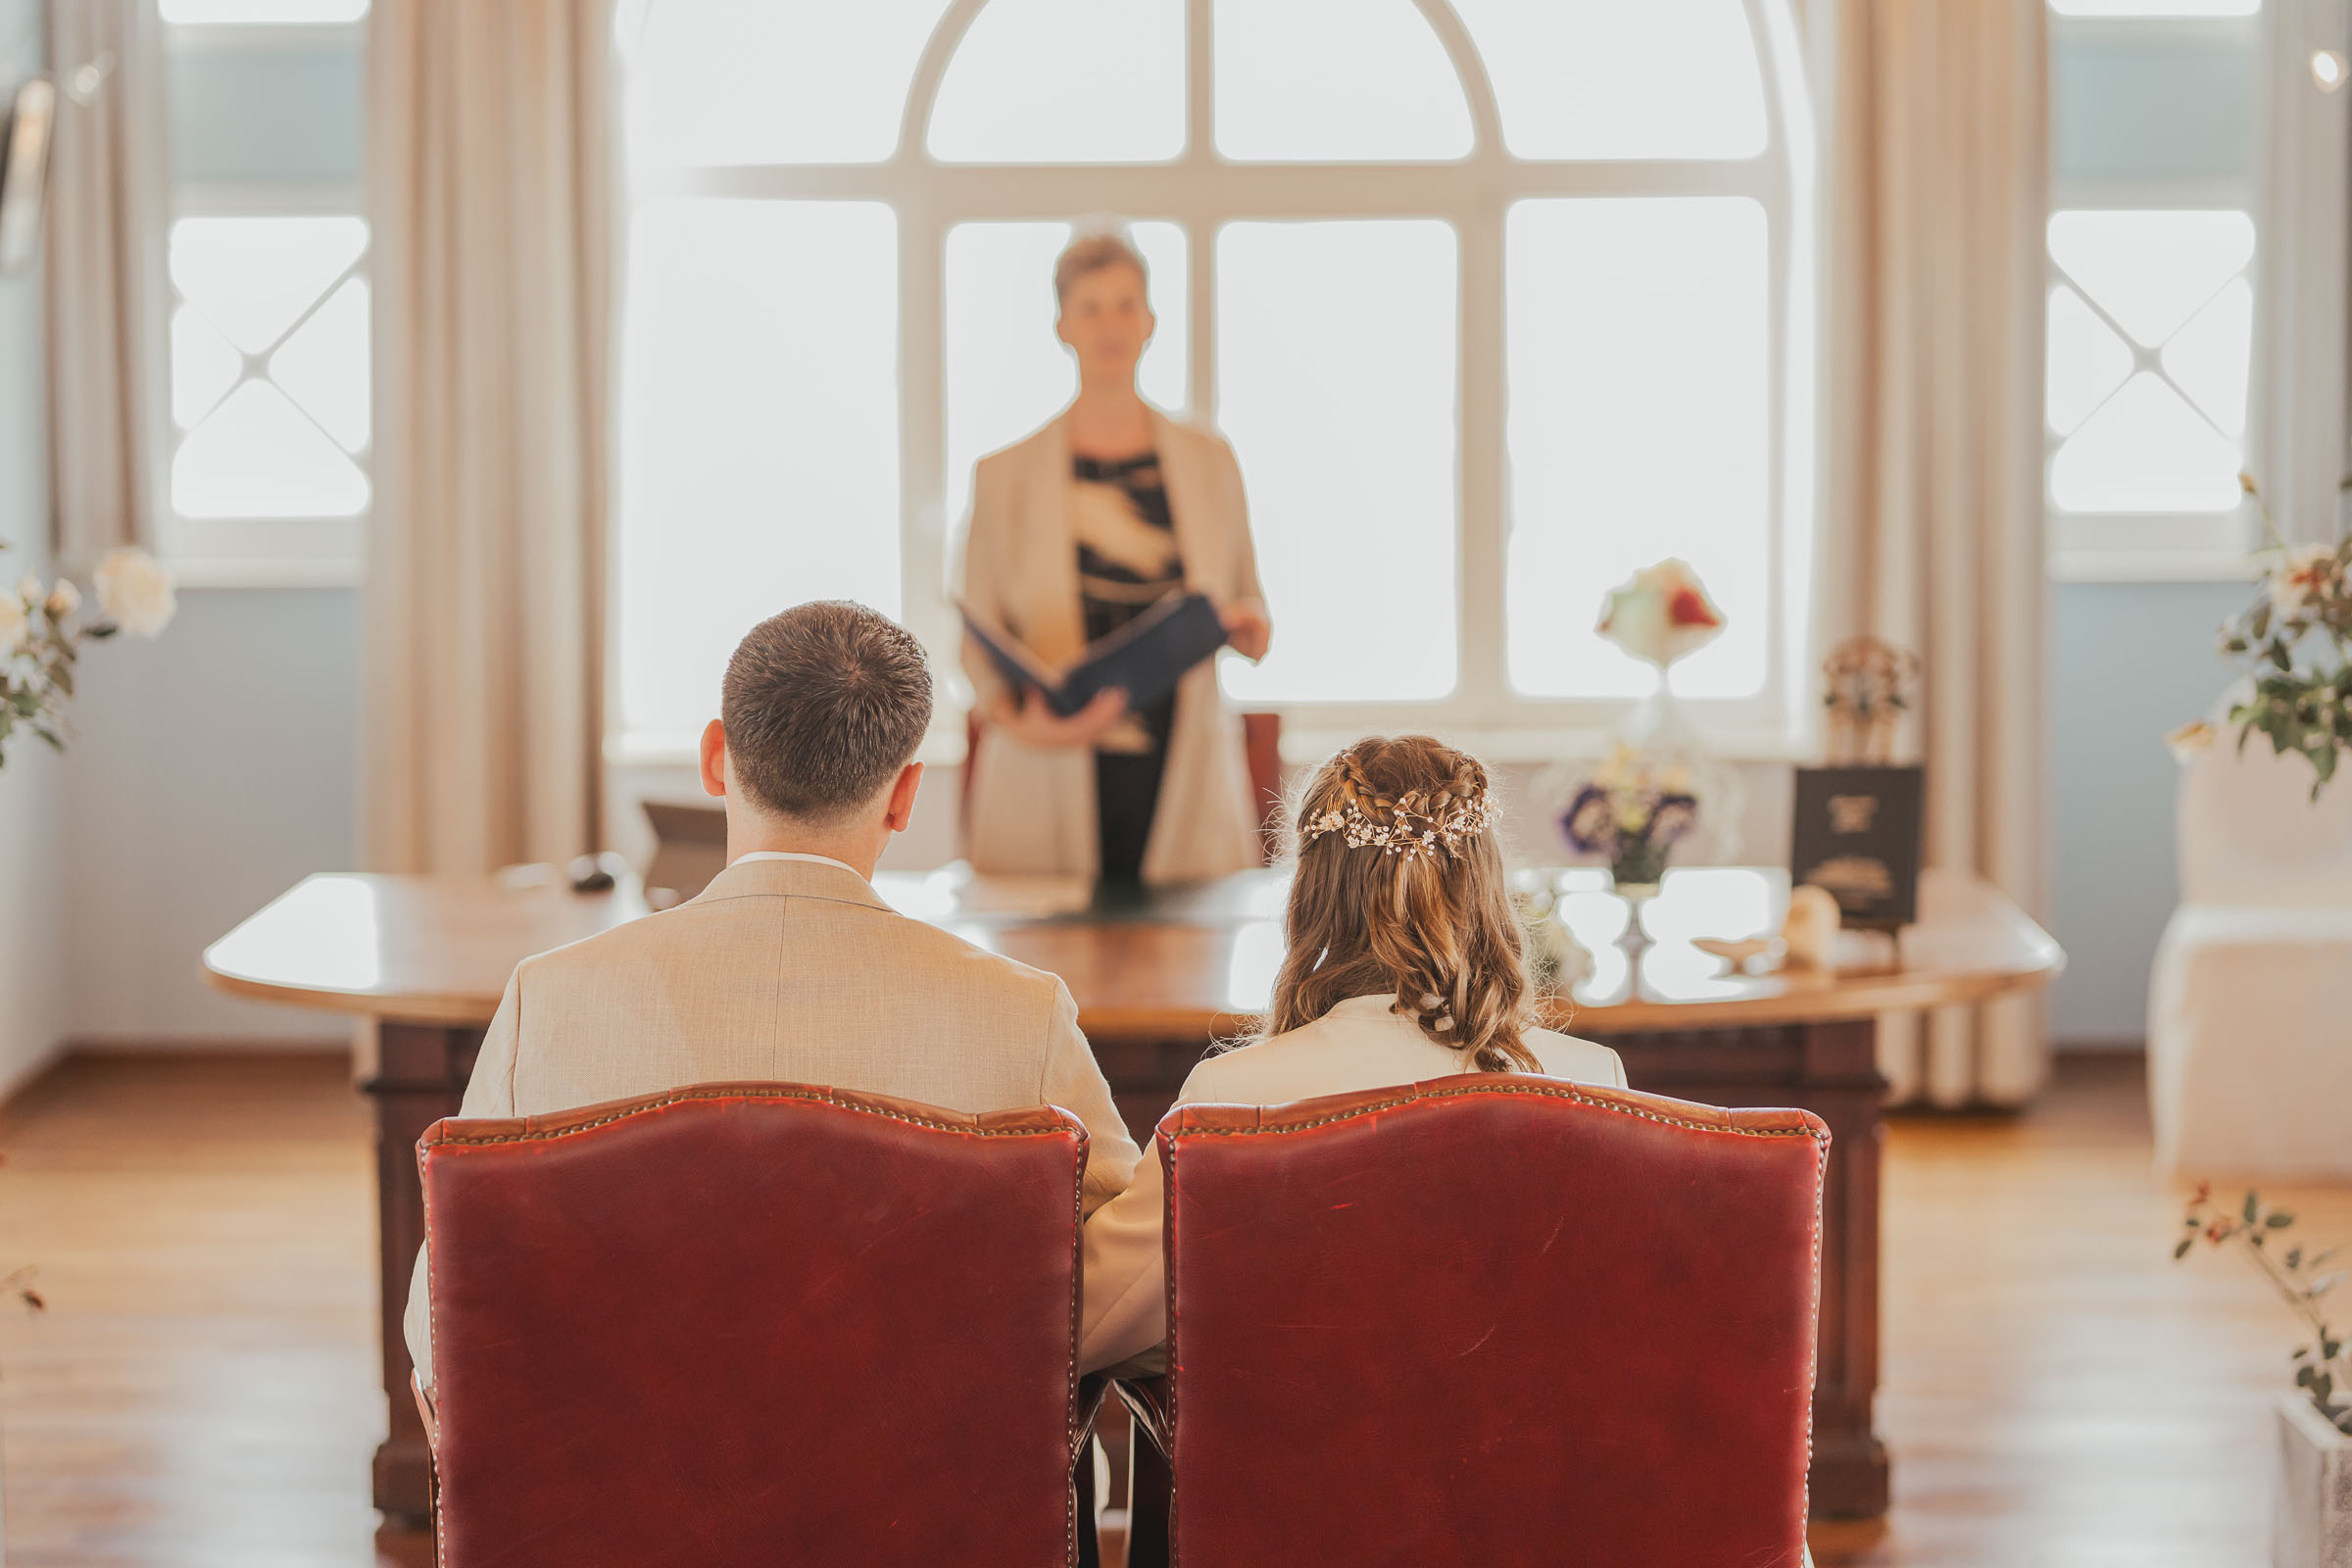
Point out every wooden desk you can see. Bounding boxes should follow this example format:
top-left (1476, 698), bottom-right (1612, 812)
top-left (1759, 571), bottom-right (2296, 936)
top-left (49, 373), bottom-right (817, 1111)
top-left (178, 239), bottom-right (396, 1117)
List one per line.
top-left (205, 862), bottom-right (2059, 1528)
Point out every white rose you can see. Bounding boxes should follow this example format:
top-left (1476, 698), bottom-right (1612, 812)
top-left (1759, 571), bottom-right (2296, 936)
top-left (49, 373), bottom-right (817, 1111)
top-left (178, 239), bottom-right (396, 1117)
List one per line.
top-left (1596, 559), bottom-right (1728, 670)
top-left (44, 578), bottom-right (79, 620)
top-left (16, 575), bottom-right (38, 606)
top-left (94, 549), bottom-right (175, 640)
top-left (0, 592), bottom-right (24, 651)
top-left (2267, 544), bottom-right (2337, 621)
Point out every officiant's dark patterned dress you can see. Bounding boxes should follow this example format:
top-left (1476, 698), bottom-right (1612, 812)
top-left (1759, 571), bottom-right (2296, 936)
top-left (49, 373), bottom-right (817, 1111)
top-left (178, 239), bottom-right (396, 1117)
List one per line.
top-left (1072, 450), bottom-right (1182, 880)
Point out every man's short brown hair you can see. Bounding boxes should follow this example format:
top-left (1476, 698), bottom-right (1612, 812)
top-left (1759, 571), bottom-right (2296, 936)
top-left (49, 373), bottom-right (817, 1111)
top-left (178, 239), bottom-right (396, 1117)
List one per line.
top-left (1054, 227), bottom-right (1149, 309)
top-left (720, 601), bottom-right (934, 823)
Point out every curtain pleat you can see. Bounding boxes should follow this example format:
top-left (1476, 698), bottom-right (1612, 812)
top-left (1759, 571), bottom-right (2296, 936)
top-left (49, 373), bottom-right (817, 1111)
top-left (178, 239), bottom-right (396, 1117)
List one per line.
top-left (363, 0), bottom-right (612, 873)
top-left (42, 0), bottom-right (167, 567)
top-left (1822, 0), bottom-right (2052, 1106)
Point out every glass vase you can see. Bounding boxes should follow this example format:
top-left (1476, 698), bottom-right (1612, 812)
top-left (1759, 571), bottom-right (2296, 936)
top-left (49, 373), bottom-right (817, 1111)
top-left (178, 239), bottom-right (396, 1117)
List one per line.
top-left (1614, 662), bottom-right (1744, 864)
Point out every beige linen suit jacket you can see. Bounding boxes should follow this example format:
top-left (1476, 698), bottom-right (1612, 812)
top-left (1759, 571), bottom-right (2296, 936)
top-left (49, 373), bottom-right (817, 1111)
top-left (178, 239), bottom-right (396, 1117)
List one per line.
top-left (956, 407), bottom-right (1268, 884)
top-left (1077, 994), bottom-right (1628, 1373)
top-left (403, 854), bottom-right (1143, 1387)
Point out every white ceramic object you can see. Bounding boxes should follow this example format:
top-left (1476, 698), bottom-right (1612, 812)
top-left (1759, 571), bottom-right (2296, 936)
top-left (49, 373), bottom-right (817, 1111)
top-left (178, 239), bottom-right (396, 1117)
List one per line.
top-left (2148, 726), bottom-right (2352, 1179)
top-left (2275, 1393), bottom-right (2352, 1568)
top-left (1781, 883), bottom-right (1842, 968)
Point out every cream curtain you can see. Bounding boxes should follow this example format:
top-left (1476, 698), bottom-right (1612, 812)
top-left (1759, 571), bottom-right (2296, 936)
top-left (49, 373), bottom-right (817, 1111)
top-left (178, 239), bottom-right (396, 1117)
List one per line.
top-left (1820, 0), bottom-right (2052, 1106)
top-left (363, 0), bottom-right (613, 873)
top-left (42, 0), bottom-right (167, 566)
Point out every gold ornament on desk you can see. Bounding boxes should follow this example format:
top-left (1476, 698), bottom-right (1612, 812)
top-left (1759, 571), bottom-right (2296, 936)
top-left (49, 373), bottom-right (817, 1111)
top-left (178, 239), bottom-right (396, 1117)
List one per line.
top-left (1792, 636), bottom-right (1927, 932)
top-left (1821, 636), bottom-right (1921, 765)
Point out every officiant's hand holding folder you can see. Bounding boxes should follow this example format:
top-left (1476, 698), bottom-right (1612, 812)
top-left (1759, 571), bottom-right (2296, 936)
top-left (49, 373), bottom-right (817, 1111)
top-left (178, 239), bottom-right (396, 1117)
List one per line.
top-left (959, 592), bottom-right (1230, 717)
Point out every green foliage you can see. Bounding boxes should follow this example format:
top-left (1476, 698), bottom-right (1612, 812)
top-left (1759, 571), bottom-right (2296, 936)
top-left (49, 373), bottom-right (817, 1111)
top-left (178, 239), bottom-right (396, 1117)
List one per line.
top-left (2179, 1184), bottom-right (2352, 1435)
top-left (0, 577), bottom-right (130, 772)
top-left (2194, 481), bottom-right (2352, 799)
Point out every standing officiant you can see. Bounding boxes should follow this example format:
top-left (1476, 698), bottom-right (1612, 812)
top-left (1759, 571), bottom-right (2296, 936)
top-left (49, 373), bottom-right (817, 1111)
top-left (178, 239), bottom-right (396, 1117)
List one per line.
top-left (956, 227), bottom-right (1273, 883)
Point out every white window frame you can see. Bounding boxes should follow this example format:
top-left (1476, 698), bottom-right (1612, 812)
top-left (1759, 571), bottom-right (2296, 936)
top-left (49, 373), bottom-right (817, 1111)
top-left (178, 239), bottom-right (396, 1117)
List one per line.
top-left (616, 0), bottom-right (1821, 762)
top-left (2044, 9), bottom-right (2270, 584)
top-left (160, 12), bottom-right (369, 587)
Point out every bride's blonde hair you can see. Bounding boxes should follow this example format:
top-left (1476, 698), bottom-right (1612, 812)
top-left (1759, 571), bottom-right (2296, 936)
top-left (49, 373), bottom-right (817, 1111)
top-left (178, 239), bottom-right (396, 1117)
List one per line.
top-left (1263, 735), bottom-right (1541, 1073)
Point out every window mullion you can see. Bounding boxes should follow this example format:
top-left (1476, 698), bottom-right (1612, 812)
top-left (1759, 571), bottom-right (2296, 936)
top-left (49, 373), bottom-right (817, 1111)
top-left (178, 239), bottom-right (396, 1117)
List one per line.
top-left (901, 195), bottom-right (952, 665)
top-left (1188, 0), bottom-right (1216, 166)
top-left (1457, 184), bottom-right (1506, 714)
top-left (1189, 0), bottom-right (1218, 422)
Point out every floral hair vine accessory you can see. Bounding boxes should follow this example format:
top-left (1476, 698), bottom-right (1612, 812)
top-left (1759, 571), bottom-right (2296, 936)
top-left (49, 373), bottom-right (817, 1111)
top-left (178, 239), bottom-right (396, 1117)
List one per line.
top-left (1300, 788), bottom-right (1496, 862)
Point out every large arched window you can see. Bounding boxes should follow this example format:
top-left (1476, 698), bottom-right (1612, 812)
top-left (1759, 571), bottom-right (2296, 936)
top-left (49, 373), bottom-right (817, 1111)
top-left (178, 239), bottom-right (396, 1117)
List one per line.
top-left (613, 0), bottom-right (1816, 757)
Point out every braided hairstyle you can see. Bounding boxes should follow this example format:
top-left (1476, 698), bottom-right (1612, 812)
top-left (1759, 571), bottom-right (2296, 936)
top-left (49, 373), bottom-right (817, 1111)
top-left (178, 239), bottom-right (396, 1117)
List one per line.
top-left (1262, 735), bottom-right (1541, 1073)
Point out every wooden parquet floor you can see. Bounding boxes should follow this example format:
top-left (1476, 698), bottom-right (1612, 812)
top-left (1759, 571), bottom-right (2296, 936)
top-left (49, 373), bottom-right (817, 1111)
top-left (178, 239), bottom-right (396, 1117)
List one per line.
top-left (0, 1051), bottom-right (2339, 1565)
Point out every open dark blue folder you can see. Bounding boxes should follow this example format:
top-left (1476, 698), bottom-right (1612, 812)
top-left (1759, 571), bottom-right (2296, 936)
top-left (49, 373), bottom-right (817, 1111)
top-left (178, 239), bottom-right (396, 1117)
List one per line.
top-left (959, 592), bottom-right (1229, 718)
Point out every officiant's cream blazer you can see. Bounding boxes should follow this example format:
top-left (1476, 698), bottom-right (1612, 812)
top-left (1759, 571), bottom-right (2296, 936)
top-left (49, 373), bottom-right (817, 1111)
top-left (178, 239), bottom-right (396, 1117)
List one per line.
top-left (402, 855), bottom-right (1143, 1388)
top-left (957, 407), bottom-right (1268, 884)
top-left (1077, 995), bottom-right (1628, 1373)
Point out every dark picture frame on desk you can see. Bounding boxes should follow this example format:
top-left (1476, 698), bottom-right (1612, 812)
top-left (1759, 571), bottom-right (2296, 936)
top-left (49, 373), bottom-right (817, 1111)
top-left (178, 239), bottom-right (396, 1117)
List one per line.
top-left (1791, 765), bottom-right (1925, 931)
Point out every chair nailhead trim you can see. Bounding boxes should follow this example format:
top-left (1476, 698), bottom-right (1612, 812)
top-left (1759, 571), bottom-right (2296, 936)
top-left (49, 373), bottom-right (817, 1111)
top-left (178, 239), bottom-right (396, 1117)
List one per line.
top-left (425, 1086), bottom-right (1080, 1148)
top-left (1170, 1078), bottom-right (1831, 1152)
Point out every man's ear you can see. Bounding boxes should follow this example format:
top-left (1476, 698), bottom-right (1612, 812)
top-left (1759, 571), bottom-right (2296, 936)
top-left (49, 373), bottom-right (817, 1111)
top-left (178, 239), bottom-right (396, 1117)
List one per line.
top-left (883, 760), bottom-right (924, 834)
top-left (699, 719), bottom-right (728, 799)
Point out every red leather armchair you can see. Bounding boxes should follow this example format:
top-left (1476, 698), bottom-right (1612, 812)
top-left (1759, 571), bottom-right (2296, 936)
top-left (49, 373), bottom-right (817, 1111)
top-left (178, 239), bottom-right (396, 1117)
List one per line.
top-left (414, 1082), bottom-right (1092, 1566)
top-left (1142, 1074), bottom-right (1829, 1567)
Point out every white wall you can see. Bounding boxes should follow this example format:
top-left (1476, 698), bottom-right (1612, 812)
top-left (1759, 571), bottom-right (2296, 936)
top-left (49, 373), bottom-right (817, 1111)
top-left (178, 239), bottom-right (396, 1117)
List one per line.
top-left (0, 4), bottom-right (66, 1096)
top-left (2046, 581), bottom-right (2251, 1045)
top-left (61, 590), bottom-right (358, 1045)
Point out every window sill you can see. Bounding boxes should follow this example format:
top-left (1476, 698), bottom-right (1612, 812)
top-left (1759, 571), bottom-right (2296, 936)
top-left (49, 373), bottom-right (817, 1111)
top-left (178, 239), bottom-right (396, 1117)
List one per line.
top-left (162, 20), bottom-right (367, 53)
top-left (608, 726), bottom-right (975, 770)
top-left (608, 718), bottom-right (1814, 771)
top-left (1274, 723), bottom-right (1810, 767)
top-left (2047, 550), bottom-right (2262, 584)
top-left (164, 555), bottom-right (364, 589)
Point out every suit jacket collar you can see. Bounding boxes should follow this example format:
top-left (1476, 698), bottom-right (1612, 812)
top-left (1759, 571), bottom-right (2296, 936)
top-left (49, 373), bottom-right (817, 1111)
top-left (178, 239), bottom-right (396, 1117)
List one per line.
top-left (691, 855), bottom-right (894, 913)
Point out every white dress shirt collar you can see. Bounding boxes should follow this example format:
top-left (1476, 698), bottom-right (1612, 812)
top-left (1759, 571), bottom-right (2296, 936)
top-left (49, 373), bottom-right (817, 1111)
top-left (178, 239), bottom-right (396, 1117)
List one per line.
top-left (729, 850), bottom-right (868, 879)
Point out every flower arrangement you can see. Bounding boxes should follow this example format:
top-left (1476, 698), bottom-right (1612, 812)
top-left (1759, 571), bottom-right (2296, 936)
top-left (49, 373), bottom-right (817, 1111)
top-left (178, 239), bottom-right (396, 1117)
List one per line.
top-left (1509, 879), bottom-right (1596, 997)
top-left (2166, 475), bottom-right (2351, 797)
top-left (0, 544), bottom-right (176, 768)
top-left (1560, 743), bottom-right (1699, 891)
top-left (1596, 558), bottom-right (1726, 673)
top-left (2176, 1184), bottom-right (2351, 1437)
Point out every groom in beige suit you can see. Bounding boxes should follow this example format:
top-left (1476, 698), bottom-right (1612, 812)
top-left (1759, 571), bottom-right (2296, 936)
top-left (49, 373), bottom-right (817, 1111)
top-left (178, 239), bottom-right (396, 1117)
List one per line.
top-left (404, 601), bottom-right (1142, 1386)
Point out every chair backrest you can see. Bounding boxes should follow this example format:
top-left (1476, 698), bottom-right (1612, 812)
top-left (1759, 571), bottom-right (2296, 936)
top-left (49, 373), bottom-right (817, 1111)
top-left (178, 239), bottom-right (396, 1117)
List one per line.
top-left (420, 1082), bottom-right (1090, 1567)
top-left (1160, 1075), bottom-right (1827, 1566)
top-left (2178, 721), bottom-right (2352, 905)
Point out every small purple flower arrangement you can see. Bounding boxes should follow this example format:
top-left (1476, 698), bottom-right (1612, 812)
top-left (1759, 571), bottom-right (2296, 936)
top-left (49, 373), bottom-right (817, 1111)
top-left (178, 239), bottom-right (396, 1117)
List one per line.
top-left (1560, 744), bottom-right (1699, 892)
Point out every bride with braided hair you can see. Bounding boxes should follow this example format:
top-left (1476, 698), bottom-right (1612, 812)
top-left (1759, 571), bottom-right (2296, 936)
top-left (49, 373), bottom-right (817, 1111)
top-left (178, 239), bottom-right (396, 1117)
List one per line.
top-left (1076, 735), bottom-right (1626, 1373)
